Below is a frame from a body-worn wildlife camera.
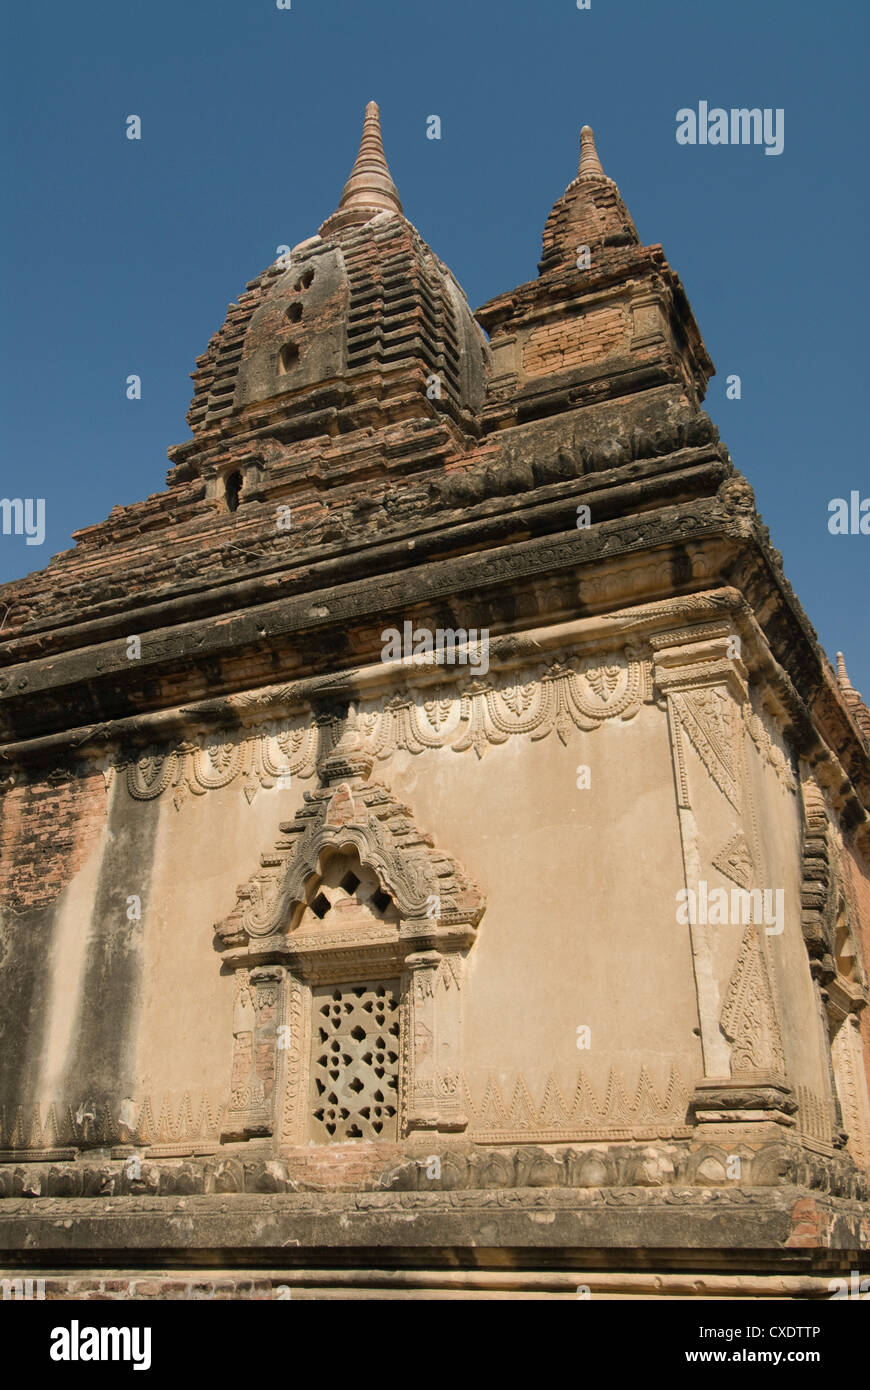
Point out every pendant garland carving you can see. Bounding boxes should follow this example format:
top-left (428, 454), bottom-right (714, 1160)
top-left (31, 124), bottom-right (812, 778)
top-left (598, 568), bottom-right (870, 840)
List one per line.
top-left (120, 647), bottom-right (650, 807)
top-left (125, 726), bottom-right (320, 810)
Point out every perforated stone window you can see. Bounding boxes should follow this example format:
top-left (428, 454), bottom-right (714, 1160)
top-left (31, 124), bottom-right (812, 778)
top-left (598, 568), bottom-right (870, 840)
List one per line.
top-left (297, 851), bottom-right (398, 930)
top-left (309, 981), bottom-right (400, 1142)
top-left (310, 892), bottom-right (331, 920)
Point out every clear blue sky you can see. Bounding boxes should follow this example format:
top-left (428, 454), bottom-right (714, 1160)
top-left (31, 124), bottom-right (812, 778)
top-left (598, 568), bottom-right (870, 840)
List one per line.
top-left (2, 0), bottom-right (867, 694)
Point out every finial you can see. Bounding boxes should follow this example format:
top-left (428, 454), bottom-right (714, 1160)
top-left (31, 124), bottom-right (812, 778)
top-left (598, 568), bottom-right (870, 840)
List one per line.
top-left (320, 101), bottom-right (403, 235)
top-left (319, 702), bottom-right (374, 785)
top-left (578, 124), bottom-right (605, 179)
top-left (836, 652), bottom-right (854, 690)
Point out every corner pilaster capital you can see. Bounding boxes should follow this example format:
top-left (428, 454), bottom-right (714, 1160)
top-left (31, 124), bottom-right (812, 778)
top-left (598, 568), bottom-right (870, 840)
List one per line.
top-left (651, 622), bottom-right (748, 701)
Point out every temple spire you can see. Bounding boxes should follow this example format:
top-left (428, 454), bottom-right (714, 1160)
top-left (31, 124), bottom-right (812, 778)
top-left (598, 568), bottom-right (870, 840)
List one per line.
top-left (578, 124), bottom-right (606, 179)
top-left (835, 650), bottom-right (870, 742)
top-left (536, 121), bottom-right (638, 276)
top-left (320, 101), bottom-right (403, 235)
top-left (836, 652), bottom-right (855, 690)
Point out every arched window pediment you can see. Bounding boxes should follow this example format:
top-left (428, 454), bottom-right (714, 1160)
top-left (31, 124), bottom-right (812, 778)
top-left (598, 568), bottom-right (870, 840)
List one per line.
top-left (216, 769), bottom-right (485, 1147)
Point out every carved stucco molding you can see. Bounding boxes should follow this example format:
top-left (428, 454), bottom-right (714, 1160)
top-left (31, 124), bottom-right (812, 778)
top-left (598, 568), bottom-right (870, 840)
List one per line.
top-left (720, 924), bottom-right (786, 1080)
top-left (654, 628), bottom-right (749, 1082)
top-left (652, 623), bottom-right (793, 1098)
top-left (406, 952), bottom-right (466, 1132)
top-left (0, 1093), bottom-right (224, 1155)
top-left (118, 646), bottom-right (652, 808)
top-left (216, 774), bottom-right (484, 946)
top-left (215, 739), bottom-right (484, 1145)
top-left (224, 966), bottom-right (285, 1142)
top-left (799, 775), bottom-right (838, 974)
top-left (712, 832), bottom-right (756, 890)
top-left (124, 723), bottom-right (323, 810)
top-left (798, 772), bottom-right (870, 1168)
top-left (464, 1065), bottom-right (692, 1144)
top-left (3, 1141), bottom-right (868, 1200)
top-left (667, 683), bottom-right (743, 810)
top-left (831, 1016), bottom-right (870, 1171)
top-left (278, 976), bottom-right (307, 1147)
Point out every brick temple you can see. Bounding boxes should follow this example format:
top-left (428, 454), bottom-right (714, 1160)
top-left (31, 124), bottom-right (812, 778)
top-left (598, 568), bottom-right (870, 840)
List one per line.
top-left (0, 103), bottom-right (868, 1299)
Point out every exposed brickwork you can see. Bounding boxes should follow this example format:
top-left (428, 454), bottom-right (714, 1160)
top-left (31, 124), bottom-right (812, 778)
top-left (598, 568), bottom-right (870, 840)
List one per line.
top-left (188, 215), bottom-right (469, 440)
top-left (283, 1142), bottom-right (404, 1190)
top-left (0, 769), bottom-right (107, 911)
top-left (523, 306), bottom-right (627, 375)
top-left (187, 265), bottom-right (283, 435)
top-left (538, 160), bottom-right (640, 276)
top-left (787, 1195), bottom-right (831, 1248)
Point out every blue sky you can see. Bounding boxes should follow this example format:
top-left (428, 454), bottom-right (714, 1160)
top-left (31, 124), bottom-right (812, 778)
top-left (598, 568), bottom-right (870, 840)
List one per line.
top-left (2, 0), bottom-right (867, 694)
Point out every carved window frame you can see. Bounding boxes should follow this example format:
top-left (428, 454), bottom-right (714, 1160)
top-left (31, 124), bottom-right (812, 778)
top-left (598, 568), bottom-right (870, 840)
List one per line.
top-left (215, 765), bottom-right (484, 1149)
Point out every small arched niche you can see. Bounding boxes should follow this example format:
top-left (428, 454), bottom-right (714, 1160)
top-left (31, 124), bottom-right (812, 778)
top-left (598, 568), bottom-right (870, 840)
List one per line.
top-left (224, 470), bottom-right (243, 512)
top-left (295, 848), bottom-right (399, 931)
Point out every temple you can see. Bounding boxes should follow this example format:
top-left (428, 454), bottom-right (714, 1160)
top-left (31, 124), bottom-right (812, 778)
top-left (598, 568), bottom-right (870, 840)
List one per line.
top-left (0, 104), bottom-right (868, 1300)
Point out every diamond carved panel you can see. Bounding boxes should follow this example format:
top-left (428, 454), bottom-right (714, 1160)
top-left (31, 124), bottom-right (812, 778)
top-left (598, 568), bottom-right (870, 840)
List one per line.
top-left (309, 981), bottom-right (400, 1142)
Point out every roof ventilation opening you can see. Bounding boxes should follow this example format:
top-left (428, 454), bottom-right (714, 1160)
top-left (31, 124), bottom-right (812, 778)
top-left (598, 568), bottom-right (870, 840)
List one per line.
top-left (278, 342), bottom-right (300, 374)
top-left (286, 302), bottom-right (303, 323)
top-left (294, 266), bottom-right (315, 291)
top-left (224, 470), bottom-right (242, 512)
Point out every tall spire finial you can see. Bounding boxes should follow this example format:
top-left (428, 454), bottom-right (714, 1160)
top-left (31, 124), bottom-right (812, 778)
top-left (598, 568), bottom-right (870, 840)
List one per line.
top-left (836, 652), bottom-right (854, 690)
top-left (578, 124), bottom-right (605, 179)
top-left (320, 101), bottom-right (403, 235)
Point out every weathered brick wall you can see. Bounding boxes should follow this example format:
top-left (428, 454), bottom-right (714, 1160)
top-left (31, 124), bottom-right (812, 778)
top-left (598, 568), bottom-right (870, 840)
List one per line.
top-left (282, 1143), bottom-right (405, 1190)
top-left (0, 769), bottom-right (107, 912)
top-left (523, 306), bottom-right (627, 376)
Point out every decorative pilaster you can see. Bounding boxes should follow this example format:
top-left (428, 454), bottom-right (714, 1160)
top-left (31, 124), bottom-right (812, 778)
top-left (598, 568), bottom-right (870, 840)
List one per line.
top-left (223, 965), bottom-right (286, 1141)
top-left (405, 952), bottom-right (466, 1132)
top-left (653, 622), bottom-right (795, 1129)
